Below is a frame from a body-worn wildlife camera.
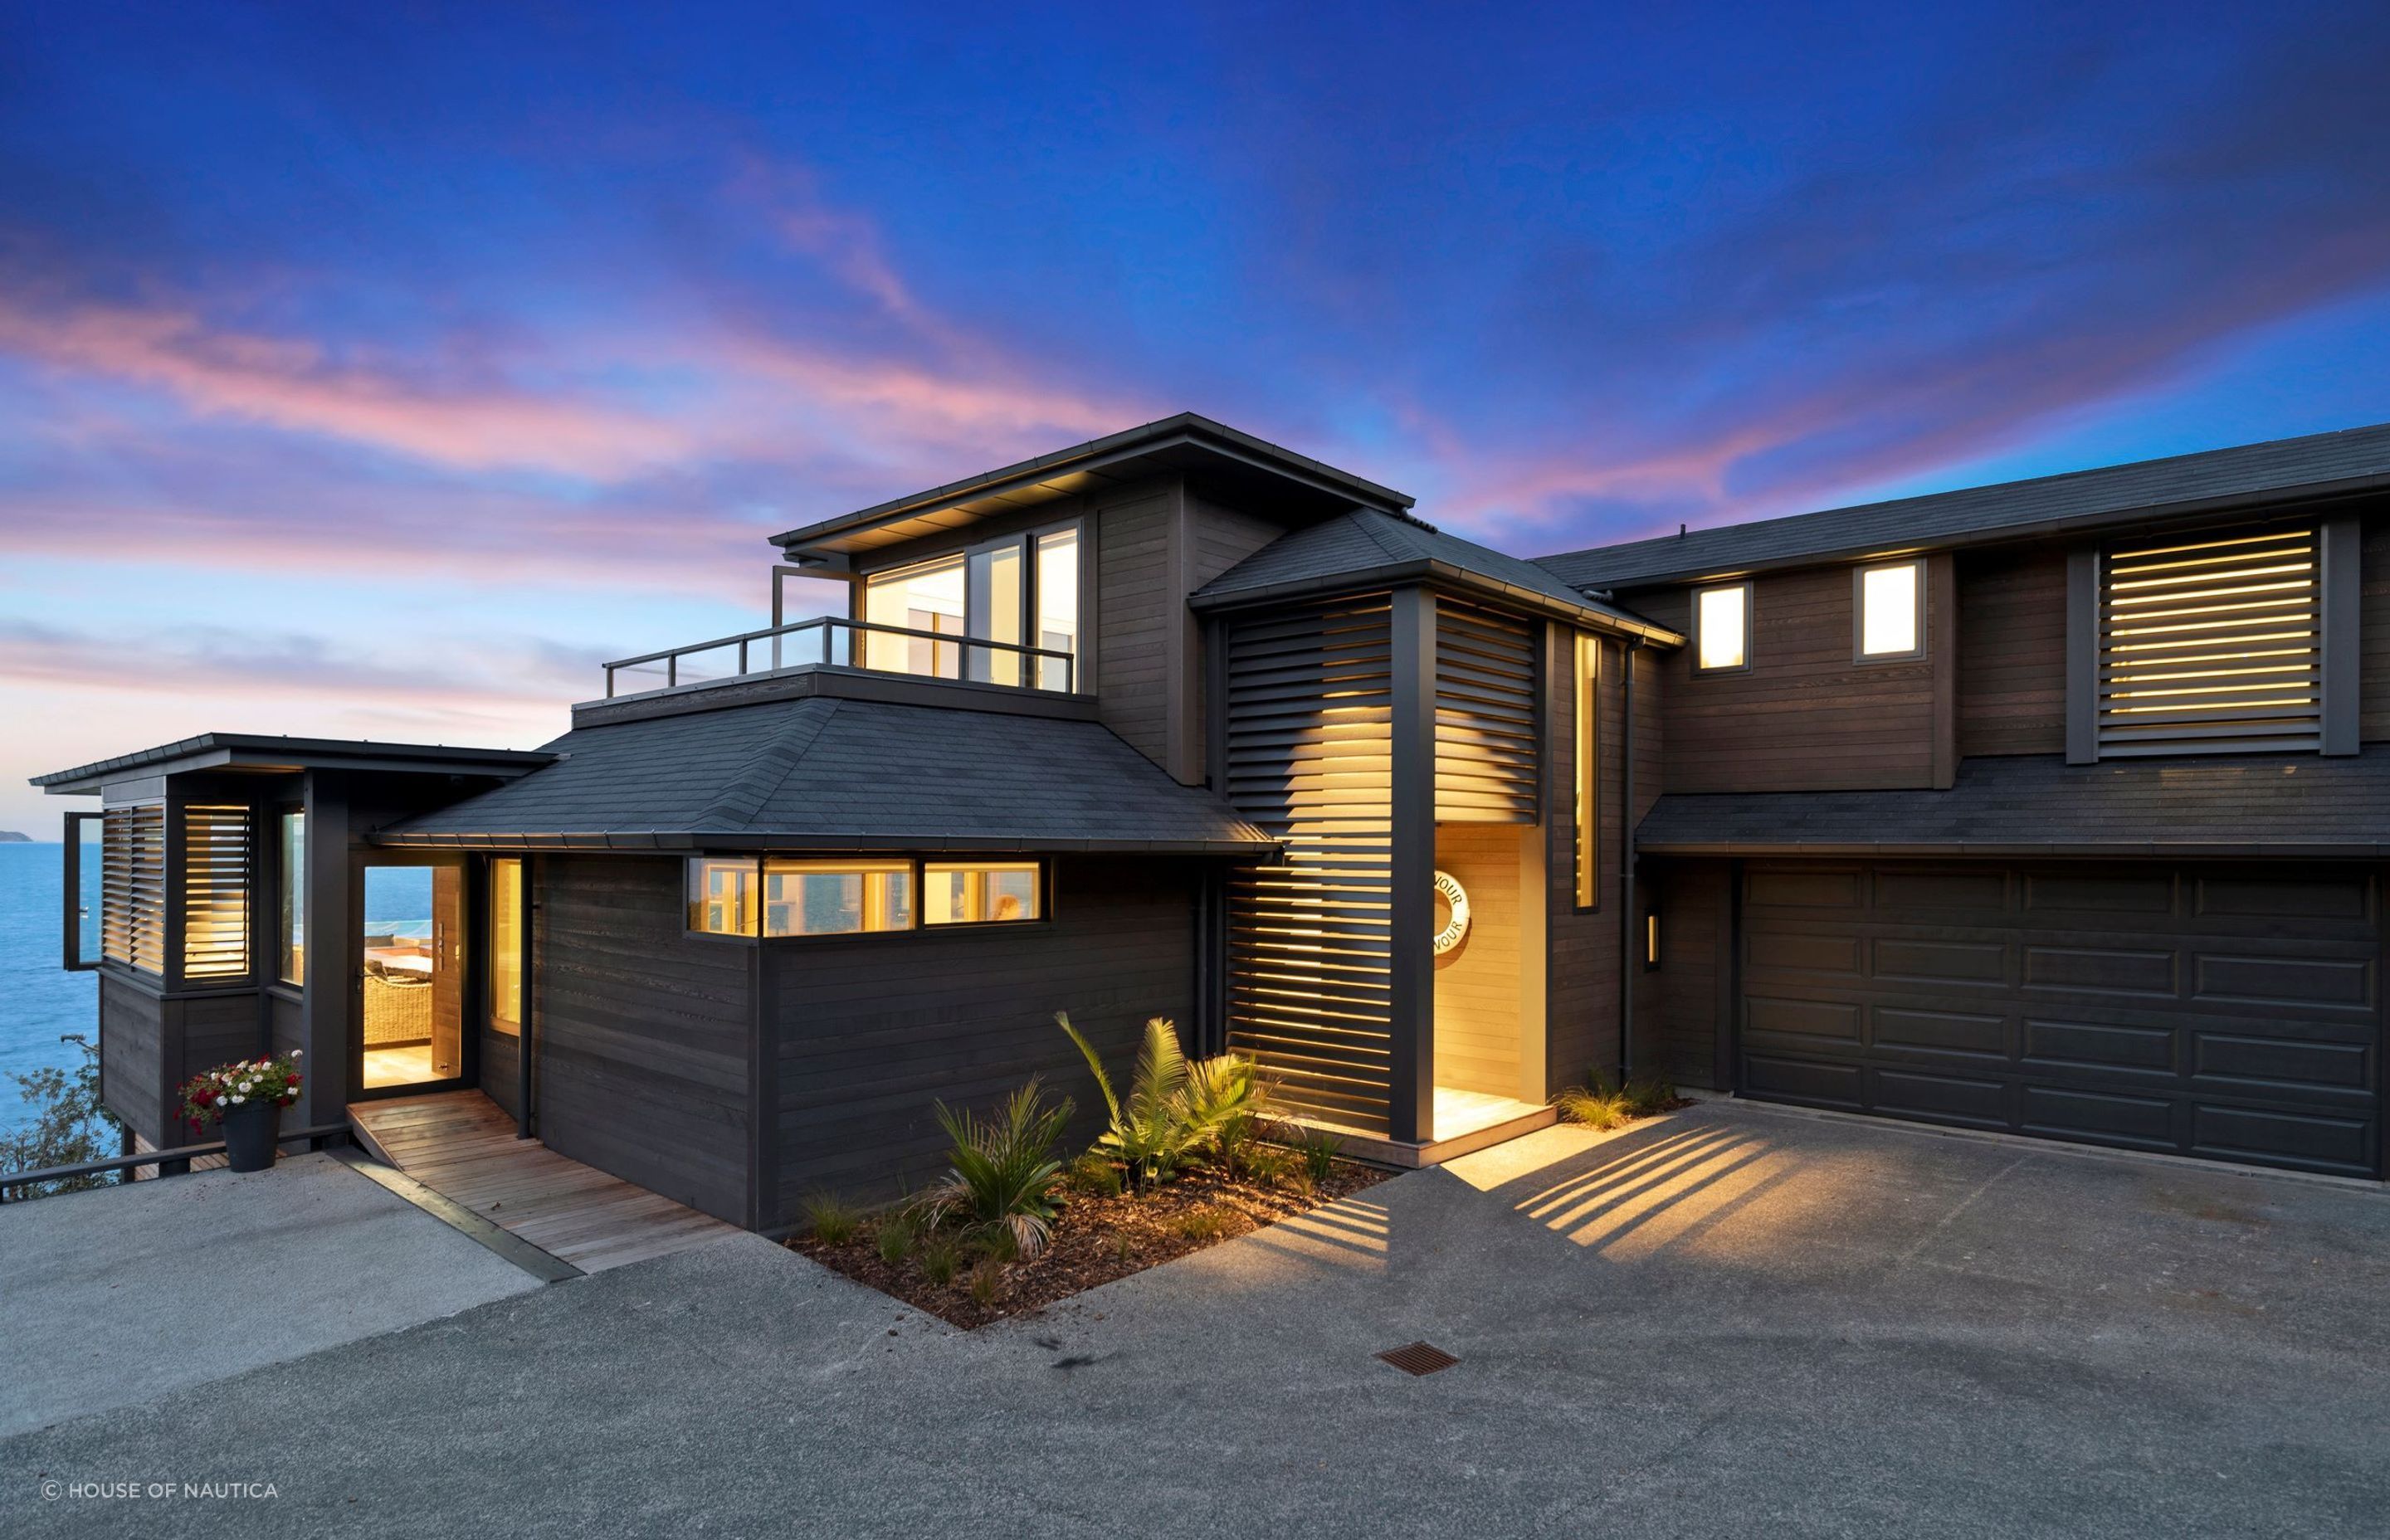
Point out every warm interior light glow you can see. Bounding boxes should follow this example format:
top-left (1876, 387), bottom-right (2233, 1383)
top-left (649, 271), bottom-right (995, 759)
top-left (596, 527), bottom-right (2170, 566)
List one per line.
top-left (1696, 586), bottom-right (1746, 670)
top-left (1858, 562), bottom-right (1919, 657)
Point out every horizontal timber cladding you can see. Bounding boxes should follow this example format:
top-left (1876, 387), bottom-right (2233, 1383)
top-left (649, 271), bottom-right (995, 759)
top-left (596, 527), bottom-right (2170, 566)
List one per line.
top-left (1957, 545), bottom-right (2069, 758)
top-left (534, 855), bottom-right (754, 1223)
top-left (1434, 598), bottom-right (1539, 823)
top-left (769, 856), bottom-right (1198, 1215)
top-left (98, 971), bottom-right (166, 1144)
top-left (1738, 860), bottom-right (2383, 1177)
top-left (2097, 524), bottom-right (2324, 757)
top-left (1222, 594), bottom-right (1397, 1133)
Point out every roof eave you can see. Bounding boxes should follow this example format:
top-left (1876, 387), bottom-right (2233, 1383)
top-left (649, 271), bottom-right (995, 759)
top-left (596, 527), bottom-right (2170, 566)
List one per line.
top-left (1189, 557), bottom-right (1685, 645)
top-left (371, 828), bottom-right (1282, 859)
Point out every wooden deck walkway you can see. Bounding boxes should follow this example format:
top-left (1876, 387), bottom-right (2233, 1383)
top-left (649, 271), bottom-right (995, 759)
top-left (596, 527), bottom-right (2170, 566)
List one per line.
top-left (348, 1092), bottom-right (739, 1274)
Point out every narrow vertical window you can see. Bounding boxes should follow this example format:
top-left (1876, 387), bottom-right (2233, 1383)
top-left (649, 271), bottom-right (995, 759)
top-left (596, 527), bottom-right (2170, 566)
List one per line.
top-left (1573, 632), bottom-right (1600, 910)
top-left (183, 804), bottom-right (251, 979)
top-left (490, 856), bottom-right (524, 1036)
top-left (968, 537), bottom-right (1026, 685)
top-left (1694, 582), bottom-right (1750, 672)
top-left (1856, 559), bottom-right (1924, 660)
top-left (1035, 526), bottom-right (1080, 690)
top-left (278, 811), bottom-right (305, 986)
top-left (686, 857), bottom-right (760, 936)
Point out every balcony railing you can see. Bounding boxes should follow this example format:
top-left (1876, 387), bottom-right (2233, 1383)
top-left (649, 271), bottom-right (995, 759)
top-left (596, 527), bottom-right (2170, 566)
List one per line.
top-left (602, 616), bottom-right (1077, 699)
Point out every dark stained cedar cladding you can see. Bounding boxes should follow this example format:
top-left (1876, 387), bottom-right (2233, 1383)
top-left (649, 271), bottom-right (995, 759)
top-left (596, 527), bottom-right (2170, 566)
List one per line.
top-left (1222, 595), bottom-right (1397, 1134)
top-left (1434, 599), bottom-right (1539, 824)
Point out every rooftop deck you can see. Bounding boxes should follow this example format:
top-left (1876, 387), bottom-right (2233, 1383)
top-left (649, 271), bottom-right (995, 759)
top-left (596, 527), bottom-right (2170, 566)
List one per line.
top-left (602, 614), bottom-right (1076, 701)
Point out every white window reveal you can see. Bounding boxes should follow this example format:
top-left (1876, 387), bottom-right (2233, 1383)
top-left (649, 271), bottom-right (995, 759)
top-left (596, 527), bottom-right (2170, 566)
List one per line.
top-left (1855, 559), bottom-right (1924, 660)
top-left (1694, 582), bottom-right (1750, 673)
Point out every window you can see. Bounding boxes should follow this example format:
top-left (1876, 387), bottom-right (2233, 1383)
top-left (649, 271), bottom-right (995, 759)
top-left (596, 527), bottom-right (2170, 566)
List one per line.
top-left (1035, 527), bottom-right (1079, 691)
top-left (278, 811), bottom-right (305, 986)
top-left (763, 860), bottom-right (915, 936)
top-left (1856, 559), bottom-right (1924, 660)
top-left (101, 803), bottom-right (165, 973)
top-left (862, 553), bottom-right (966, 679)
top-left (688, 857), bottom-right (760, 936)
top-left (924, 862), bottom-right (1041, 924)
top-left (1694, 582), bottom-right (1750, 672)
top-left (1573, 632), bottom-right (1600, 910)
top-left (183, 804), bottom-right (251, 980)
top-left (860, 521), bottom-right (1080, 690)
top-left (489, 857), bottom-right (524, 1036)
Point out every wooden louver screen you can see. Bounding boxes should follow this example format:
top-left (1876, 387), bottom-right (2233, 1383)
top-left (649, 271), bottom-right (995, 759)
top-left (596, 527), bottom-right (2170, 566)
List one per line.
top-left (182, 804), bottom-right (251, 979)
top-left (2099, 525), bottom-right (2322, 758)
top-left (102, 803), bottom-right (166, 974)
top-left (1434, 598), bottom-right (1539, 823)
top-left (1222, 595), bottom-right (1396, 1135)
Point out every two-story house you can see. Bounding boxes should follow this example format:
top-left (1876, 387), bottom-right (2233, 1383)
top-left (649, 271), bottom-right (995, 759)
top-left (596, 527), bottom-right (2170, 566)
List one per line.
top-left (32, 413), bottom-right (2390, 1228)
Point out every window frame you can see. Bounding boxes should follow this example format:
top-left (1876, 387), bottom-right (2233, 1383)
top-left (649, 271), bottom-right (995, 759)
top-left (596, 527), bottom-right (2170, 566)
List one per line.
top-left (682, 855), bottom-right (1051, 942)
top-left (277, 808), bottom-right (305, 987)
top-left (1690, 581), bottom-right (1753, 675)
top-left (921, 860), bottom-right (1045, 928)
top-left (1851, 558), bottom-right (1927, 664)
top-left (1572, 631), bottom-right (1601, 914)
top-left (488, 855), bottom-right (524, 1036)
top-left (856, 516), bottom-right (1083, 692)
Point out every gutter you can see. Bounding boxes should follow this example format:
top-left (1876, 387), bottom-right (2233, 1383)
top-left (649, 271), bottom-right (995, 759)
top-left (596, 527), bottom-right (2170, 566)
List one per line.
top-left (1188, 558), bottom-right (1685, 647)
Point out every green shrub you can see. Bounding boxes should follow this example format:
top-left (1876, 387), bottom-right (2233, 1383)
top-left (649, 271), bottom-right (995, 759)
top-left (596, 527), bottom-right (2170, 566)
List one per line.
top-left (1238, 1143), bottom-right (1295, 1188)
top-left (1622, 1074), bottom-right (1679, 1116)
top-left (802, 1190), bottom-right (862, 1245)
top-left (875, 1211), bottom-right (919, 1265)
top-left (1299, 1130), bottom-right (1342, 1186)
top-left (1064, 1150), bottom-right (1124, 1199)
top-left (1554, 1085), bottom-right (1631, 1129)
top-left (1109, 1230), bottom-right (1136, 1265)
top-left (924, 1079), bottom-right (1074, 1260)
top-left (1172, 1207), bottom-right (1234, 1242)
top-left (919, 1233), bottom-right (964, 1287)
top-left (1057, 1013), bottom-right (1268, 1189)
top-left (0, 1036), bottom-right (123, 1201)
top-left (968, 1258), bottom-right (1004, 1307)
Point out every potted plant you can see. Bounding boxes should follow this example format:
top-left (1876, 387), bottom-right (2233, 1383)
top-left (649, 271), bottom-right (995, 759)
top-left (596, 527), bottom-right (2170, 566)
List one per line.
top-left (180, 1050), bottom-right (304, 1172)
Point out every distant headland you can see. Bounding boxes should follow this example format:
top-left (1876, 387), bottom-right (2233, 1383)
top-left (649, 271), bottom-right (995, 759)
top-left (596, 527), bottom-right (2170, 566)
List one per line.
top-left (0, 831), bottom-right (30, 843)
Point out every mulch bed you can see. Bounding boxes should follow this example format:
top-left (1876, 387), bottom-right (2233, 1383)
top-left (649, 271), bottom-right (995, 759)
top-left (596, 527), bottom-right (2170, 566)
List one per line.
top-left (789, 1158), bottom-right (1391, 1329)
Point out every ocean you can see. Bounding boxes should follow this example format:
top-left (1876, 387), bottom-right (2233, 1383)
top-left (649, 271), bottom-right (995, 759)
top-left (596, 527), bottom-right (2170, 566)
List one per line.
top-left (0, 842), bottom-right (100, 1135)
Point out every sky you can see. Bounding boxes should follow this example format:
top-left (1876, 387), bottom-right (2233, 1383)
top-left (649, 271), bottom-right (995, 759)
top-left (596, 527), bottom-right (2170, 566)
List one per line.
top-left (3, 1), bottom-right (2389, 832)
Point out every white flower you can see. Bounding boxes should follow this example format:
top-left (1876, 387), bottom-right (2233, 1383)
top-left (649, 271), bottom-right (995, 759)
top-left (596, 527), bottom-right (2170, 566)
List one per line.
top-left (290, 1050), bottom-right (303, 1059)
top-left (229, 1094), bottom-right (246, 1104)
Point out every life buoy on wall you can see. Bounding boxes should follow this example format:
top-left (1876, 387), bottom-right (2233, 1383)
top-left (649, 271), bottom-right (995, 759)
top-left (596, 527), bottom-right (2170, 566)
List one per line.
top-left (1432, 870), bottom-right (1471, 955)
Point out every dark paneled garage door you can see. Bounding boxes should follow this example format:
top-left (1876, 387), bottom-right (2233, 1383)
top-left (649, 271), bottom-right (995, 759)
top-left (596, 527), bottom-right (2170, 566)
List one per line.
top-left (1738, 862), bottom-right (2383, 1177)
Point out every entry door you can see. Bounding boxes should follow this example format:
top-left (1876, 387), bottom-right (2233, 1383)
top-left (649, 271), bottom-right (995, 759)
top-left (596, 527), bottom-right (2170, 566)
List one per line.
top-left (360, 861), bottom-right (467, 1090)
top-left (1737, 861), bottom-right (2383, 1177)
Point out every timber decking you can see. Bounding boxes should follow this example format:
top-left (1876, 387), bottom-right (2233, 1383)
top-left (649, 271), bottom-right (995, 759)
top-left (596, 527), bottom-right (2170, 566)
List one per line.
top-left (348, 1091), bottom-right (739, 1273)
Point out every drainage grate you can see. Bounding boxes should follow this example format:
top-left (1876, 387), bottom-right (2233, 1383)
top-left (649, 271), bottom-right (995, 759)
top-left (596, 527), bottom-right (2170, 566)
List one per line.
top-left (1377, 1341), bottom-right (1459, 1376)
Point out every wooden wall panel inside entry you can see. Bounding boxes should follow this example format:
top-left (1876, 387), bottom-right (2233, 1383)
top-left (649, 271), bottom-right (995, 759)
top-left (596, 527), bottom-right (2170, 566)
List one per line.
top-left (1738, 859), bottom-right (2383, 1177)
top-left (1433, 599), bottom-right (1539, 823)
top-left (1222, 595), bottom-right (1397, 1133)
top-left (1432, 824), bottom-right (1524, 1099)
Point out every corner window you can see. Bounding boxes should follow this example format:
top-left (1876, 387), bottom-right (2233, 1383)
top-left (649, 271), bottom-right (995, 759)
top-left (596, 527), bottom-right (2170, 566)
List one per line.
top-left (859, 520), bottom-right (1080, 690)
top-left (489, 856), bottom-right (524, 1036)
top-left (924, 861), bottom-right (1041, 925)
top-left (183, 804), bottom-right (251, 980)
top-left (1573, 632), bottom-right (1600, 911)
top-left (1034, 527), bottom-right (1080, 691)
top-left (1693, 582), bottom-right (1750, 672)
top-left (688, 857), bottom-right (760, 937)
top-left (764, 860), bottom-right (915, 936)
top-left (1856, 559), bottom-right (1924, 660)
top-left (862, 554), bottom-right (966, 679)
top-left (278, 811), bottom-right (305, 986)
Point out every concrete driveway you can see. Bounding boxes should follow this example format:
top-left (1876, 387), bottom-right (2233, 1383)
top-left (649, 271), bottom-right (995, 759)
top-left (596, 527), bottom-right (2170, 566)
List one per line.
top-left (3, 1099), bottom-right (2386, 1538)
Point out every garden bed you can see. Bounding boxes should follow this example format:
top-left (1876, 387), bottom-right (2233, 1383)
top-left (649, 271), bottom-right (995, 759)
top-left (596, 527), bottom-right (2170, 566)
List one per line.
top-left (790, 1155), bottom-right (1391, 1329)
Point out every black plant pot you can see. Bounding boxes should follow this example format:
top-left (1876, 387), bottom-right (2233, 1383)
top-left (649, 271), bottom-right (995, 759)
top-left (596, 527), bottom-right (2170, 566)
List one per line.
top-left (220, 1101), bottom-right (280, 1173)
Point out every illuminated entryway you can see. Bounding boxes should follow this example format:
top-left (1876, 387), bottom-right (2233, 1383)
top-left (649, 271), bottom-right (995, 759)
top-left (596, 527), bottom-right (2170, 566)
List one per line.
top-left (360, 862), bottom-right (465, 1089)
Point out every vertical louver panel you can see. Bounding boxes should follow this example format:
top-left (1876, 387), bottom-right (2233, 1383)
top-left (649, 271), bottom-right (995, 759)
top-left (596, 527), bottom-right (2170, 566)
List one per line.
top-left (1222, 595), bottom-right (1395, 1134)
top-left (102, 803), bottom-right (166, 974)
top-left (183, 804), bottom-right (251, 979)
top-left (1434, 599), bottom-right (1539, 823)
top-left (2100, 526), bottom-right (2321, 758)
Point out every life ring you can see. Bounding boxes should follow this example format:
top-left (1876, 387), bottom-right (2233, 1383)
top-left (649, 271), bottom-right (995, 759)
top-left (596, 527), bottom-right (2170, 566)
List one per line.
top-left (1432, 870), bottom-right (1471, 955)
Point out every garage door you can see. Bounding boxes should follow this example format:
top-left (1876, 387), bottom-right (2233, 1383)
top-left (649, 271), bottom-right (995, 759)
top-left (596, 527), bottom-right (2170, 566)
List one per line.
top-left (1739, 862), bottom-right (2383, 1177)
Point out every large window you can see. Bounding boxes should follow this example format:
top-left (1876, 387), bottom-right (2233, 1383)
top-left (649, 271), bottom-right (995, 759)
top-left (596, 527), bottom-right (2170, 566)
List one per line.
top-left (102, 803), bottom-right (165, 974)
top-left (1573, 632), bottom-right (1600, 910)
top-left (489, 856), bottom-right (524, 1036)
top-left (1694, 582), bottom-right (1750, 672)
top-left (1856, 559), bottom-right (1924, 660)
top-left (687, 857), bottom-right (1041, 937)
top-left (860, 521), bottom-right (1079, 690)
top-left (182, 804), bottom-right (251, 980)
top-left (278, 811), bottom-right (305, 986)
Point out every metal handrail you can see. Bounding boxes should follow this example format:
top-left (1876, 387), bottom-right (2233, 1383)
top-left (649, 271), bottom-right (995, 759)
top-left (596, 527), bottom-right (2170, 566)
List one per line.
top-left (0, 1122), bottom-right (352, 1201)
top-left (602, 615), bottom-right (1076, 699)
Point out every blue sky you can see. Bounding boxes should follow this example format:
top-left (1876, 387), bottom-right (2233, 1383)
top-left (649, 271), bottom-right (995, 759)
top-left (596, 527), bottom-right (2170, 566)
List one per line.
top-left (2, 1), bottom-right (2388, 830)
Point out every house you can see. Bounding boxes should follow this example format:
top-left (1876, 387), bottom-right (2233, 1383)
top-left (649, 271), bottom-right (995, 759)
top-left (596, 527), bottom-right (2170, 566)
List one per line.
top-left (32, 413), bottom-right (2390, 1227)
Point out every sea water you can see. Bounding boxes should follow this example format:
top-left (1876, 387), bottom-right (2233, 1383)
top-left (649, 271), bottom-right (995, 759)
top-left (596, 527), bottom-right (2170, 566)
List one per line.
top-left (0, 842), bottom-right (100, 1134)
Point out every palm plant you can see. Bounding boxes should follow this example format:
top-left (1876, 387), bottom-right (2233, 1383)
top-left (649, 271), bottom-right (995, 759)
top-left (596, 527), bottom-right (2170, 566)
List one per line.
top-left (922, 1079), bottom-right (1075, 1260)
top-left (1057, 1013), bottom-right (1267, 1190)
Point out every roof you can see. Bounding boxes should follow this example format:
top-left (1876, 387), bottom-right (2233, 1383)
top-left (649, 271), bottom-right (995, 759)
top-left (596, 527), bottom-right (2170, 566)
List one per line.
top-left (1537, 419), bottom-right (2390, 592)
top-left (32, 733), bottom-right (558, 793)
top-left (1635, 749), bottom-right (2390, 860)
top-left (1189, 507), bottom-right (1683, 644)
top-left (376, 694), bottom-right (1276, 855)
top-left (771, 412), bottom-right (1414, 561)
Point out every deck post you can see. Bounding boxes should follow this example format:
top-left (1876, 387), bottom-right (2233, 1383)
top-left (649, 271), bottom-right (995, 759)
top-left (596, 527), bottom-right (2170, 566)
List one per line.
top-left (1387, 585), bottom-right (1436, 1145)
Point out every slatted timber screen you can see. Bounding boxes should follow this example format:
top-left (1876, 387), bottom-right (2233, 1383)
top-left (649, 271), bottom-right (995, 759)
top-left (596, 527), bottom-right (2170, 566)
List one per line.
top-left (2100, 525), bottom-right (2321, 758)
top-left (1434, 598), bottom-right (1539, 823)
top-left (182, 804), bottom-right (252, 979)
top-left (1222, 594), bottom-right (1396, 1135)
top-left (102, 803), bottom-right (165, 974)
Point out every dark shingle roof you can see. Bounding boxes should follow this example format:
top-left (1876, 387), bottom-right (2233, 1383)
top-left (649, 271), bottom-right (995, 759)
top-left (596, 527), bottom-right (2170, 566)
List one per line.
top-left (1191, 507), bottom-right (1681, 642)
top-left (32, 733), bottom-right (555, 792)
top-left (1636, 749), bottom-right (2390, 859)
top-left (1538, 420), bottom-right (2390, 592)
top-left (377, 697), bottom-right (1274, 855)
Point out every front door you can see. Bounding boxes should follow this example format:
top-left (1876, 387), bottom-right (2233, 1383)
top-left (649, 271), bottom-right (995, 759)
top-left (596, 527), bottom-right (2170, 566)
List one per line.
top-left (359, 861), bottom-right (467, 1091)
